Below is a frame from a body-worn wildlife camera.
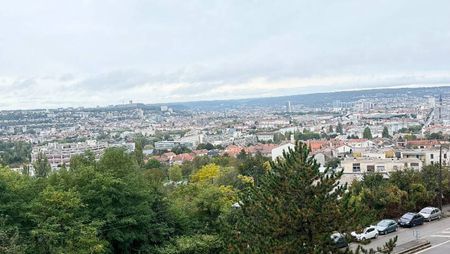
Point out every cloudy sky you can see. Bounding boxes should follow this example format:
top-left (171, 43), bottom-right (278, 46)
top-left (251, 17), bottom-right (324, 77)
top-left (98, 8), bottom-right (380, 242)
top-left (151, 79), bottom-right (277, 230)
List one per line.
top-left (1, 0), bottom-right (450, 109)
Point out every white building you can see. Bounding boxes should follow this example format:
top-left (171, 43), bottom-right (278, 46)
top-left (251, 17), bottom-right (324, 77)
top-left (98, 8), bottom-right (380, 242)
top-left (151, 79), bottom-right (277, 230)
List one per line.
top-left (341, 157), bottom-right (423, 174)
top-left (31, 140), bottom-right (109, 169)
top-left (400, 149), bottom-right (450, 166)
top-left (271, 143), bottom-right (296, 161)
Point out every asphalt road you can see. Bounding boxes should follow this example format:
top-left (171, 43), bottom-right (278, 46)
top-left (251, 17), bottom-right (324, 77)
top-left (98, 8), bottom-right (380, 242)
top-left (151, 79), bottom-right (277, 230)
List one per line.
top-left (350, 217), bottom-right (450, 253)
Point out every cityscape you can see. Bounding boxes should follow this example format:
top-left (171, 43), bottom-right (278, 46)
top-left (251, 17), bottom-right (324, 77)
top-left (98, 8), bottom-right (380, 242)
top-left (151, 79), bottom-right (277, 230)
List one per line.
top-left (1, 1), bottom-right (450, 253)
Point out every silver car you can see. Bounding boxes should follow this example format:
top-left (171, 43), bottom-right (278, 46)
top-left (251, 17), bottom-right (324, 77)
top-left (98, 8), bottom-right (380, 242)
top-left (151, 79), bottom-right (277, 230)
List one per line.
top-left (419, 207), bottom-right (442, 222)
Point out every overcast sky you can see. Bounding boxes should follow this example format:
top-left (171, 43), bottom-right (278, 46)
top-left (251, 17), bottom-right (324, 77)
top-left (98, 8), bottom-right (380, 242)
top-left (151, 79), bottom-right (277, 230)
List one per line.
top-left (1, 0), bottom-right (450, 109)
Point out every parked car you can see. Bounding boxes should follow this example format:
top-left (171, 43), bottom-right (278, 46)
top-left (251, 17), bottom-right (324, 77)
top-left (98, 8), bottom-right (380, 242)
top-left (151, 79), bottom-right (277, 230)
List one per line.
top-left (330, 232), bottom-right (348, 248)
top-left (419, 207), bottom-right (442, 222)
top-left (351, 226), bottom-right (378, 241)
top-left (376, 219), bottom-right (398, 235)
top-left (398, 212), bottom-right (424, 227)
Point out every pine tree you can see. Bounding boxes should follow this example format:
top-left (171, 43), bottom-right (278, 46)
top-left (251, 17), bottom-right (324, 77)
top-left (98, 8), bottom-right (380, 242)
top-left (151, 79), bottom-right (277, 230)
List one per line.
top-left (328, 125), bottom-right (334, 133)
top-left (227, 141), bottom-right (396, 253)
top-left (134, 141), bottom-right (144, 168)
top-left (228, 142), bottom-right (348, 253)
top-left (337, 122), bottom-right (344, 135)
top-left (363, 127), bottom-right (373, 139)
top-left (382, 126), bottom-right (391, 138)
top-left (33, 152), bottom-right (51, 178)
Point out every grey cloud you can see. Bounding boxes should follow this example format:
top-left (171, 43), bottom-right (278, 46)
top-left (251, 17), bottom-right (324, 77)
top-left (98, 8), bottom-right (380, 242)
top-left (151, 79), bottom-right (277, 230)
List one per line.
top-left (1, 0), bottom-right (450, 109)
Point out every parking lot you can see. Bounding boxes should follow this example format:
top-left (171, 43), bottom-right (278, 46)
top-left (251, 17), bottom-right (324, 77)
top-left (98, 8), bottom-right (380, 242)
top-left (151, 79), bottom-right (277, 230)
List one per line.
top-left (350, 217), bottom-right (450, 253)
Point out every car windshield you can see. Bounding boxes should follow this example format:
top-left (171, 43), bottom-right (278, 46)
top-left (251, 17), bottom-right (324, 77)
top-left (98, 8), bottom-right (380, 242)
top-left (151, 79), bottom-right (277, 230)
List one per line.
top-left (420, 208), bottom-right (433, 214)
top-left (331, 233), bottom-right (342, 239)
top-left (402, 214), bottom-right (414, 219)
top-left (377, 220), bottom-right (390, 227)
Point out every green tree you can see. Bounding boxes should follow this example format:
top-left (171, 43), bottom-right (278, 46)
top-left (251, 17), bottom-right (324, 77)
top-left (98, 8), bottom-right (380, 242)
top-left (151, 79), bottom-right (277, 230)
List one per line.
top-left (236, 149), bottom-right (248, 161)
top-left (33, 152), bottom-right (51, 178)
top-left (337, 122), bottom-right (344, 135)
top-left (57, 152), bottom-right (173, 253)
top-left (273, 133), bottom-right (285, 144)
top-left (21, 164), bottom-right (30, 176)
top-left (172, 146), bottom-right (192, 155)
top-left (363, 127), bottom-right (373, 139)
top-left (325, 158), bottom-right (341, 169)
top-left (145, 158), bottom-right (162, 169)
top-left (228, 142), bottom-right (347, 252)
top-left (404, 134), bottom-right (417, 141)
top-left (382, 126), bottom-right (390, 138)
top-left (134, 141), bottom-right (145, 168)
top-left (426, 132), bottom-right (445, 140)
top-left (29, 187), bottom-right (106, 254)
top-left (227, 142), bottom-right (395, 253)
top-left (197, 143), bottom-right (215, 150)
top-left (169, 165), bottom-right (183, 182)
top-left (158, 234), bottom-right (223, 254)
top-left (0, 141), bottom-right (32, 166)
top-left (237, 152), bottom-right (268, 186)
top-left (97, 148), bottom-right (139, 177)
top-left (0, 216), bottom-right (23, 253)
top-left (69, 150), bottom-right (96, 171)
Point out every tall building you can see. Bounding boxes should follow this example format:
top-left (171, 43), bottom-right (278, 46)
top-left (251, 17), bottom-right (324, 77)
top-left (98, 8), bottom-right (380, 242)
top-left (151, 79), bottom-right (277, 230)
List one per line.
top-left (286, 101), bottom-right (292, 113)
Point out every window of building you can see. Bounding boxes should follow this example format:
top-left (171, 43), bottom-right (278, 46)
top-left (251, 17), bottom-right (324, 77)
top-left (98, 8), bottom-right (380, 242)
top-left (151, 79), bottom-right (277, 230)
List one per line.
top-left (445, 154), bottom-right (448, 159)
top-left (367, 165), bottom-right (375, 172)
top-left (411, 163), bottom-right (419, 168)
top-left (431, 154), bottom-right (434, 159)
top-left (352, 163), bottom-right (361, 172)
top-left (376, 165), bottom-right (385, 172)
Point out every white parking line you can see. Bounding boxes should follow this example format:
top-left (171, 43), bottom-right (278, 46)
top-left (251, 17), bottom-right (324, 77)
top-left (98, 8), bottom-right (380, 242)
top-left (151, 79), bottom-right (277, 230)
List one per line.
top-left (415, 240), bottom-right (450, 254)
top-left (429, 235), bottom-right (450, 238)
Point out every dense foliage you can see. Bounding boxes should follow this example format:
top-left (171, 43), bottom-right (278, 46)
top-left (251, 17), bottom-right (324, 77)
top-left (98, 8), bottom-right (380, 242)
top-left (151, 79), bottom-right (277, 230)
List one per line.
top-left (227, 142), bottom-right (350, 253)
top-left (363, 127), bottom-right (373, 139)
top-left (0, 141), bottom-right (32, 167)
top-left (6, 141), bottom-right (446, 253)
top-left (346, 165), bottom-right (450, 227)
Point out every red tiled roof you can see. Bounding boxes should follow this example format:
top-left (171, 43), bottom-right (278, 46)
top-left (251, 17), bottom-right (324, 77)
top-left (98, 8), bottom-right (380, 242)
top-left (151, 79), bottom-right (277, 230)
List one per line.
top-left (172, 153), bottom-right (194, 162)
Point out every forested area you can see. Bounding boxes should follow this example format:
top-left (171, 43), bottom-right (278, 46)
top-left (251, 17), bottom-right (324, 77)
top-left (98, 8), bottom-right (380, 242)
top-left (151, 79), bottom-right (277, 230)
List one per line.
top-left (2, 141), bottom-right (446, 253)
top-left (0, 141), bottom-right (32, 167)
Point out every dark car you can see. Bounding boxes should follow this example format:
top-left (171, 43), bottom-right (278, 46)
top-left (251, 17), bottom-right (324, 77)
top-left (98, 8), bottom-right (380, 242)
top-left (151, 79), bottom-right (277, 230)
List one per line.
top-left (331, 233), bottom-right (348, 248)
top-left (398, 212), bottom-right (424, 227)
top-left (376, 219), bottom-right (398, 235)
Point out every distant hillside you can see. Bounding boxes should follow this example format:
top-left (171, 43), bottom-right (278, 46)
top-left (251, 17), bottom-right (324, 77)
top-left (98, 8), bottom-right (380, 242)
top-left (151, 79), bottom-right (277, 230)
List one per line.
top-left (167, 86), bottom-right (450, 110)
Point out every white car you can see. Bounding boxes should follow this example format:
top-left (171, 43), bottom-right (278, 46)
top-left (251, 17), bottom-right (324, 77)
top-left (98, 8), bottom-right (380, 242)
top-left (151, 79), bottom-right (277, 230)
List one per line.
top-left (351, 226), bottom-right (378, 241)
top-left (419, 207), bottom-right (442, 222)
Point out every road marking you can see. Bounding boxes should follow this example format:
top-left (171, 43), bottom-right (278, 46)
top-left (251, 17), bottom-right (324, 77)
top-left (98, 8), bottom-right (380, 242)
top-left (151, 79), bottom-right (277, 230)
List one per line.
top-left (415, 239), bottom-right (450, 254)
top-left (429, 235), bottom-right (450, 238)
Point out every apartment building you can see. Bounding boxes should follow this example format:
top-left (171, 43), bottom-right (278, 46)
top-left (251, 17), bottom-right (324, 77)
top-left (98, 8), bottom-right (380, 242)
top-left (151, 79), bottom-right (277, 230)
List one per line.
top-left (341, 157), bottom-right (423, 174)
